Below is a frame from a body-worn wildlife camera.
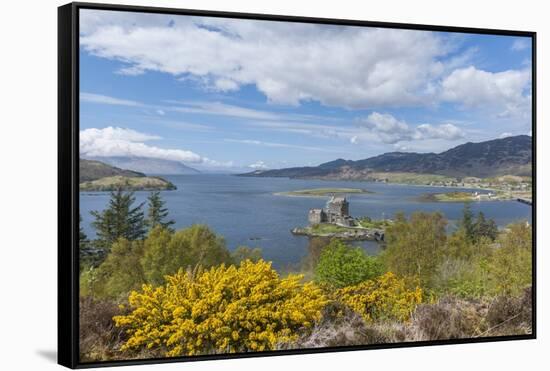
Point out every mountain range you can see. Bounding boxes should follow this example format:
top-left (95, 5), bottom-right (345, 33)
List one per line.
top-left (240, 135), bottom-right (532, 180)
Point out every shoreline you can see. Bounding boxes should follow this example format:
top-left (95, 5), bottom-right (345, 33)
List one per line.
top-left (242, 174), bottom-right (531, 202)
top-left (291, 226), bottom-right (385, 241)
top-left (274, 188), bottom-right (373, 198)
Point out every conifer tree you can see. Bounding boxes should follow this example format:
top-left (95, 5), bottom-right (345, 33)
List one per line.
top-left (79, 213), bottom-right (88, 245)
top-left (146, 191), bottom-right (175, 231)
top-left (473, 211), bottom-right (499, 241)
top-left (90, 187), bottom-right (146, 251)
top-left (460, 203), bottom-right (475, 242)
top-left (79, 213), bottom-right (93, 268)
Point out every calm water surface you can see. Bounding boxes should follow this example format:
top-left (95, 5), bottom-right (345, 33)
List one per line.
top-left (80, 175), bottom-right (532, 269)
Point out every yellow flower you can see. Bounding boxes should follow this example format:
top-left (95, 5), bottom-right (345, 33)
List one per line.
top-left (114, 260), bottom-right (327, 356)
top-left (336, 272), bottom-right (422, 323)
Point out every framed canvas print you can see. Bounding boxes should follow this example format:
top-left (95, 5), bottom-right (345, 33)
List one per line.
top-left (58, 2), bottom-right (536, 368)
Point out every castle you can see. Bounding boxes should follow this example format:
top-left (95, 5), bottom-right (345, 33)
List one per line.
top-left (308, 196), bottom-right (357, 227)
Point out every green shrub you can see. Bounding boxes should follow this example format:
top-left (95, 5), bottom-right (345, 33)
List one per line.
top-left (382, 212), bottom-right (447, 288)
top-left (487, 222), bottom-right (532, 296)
top-left (440, 258), bottom-right (491, 299)
top-left (81, 225), bottom-right (234, 298)
top-left (314, 239), bottom-right (384, 288)
top-left (141, 224), bottom-right (232, 286)
top-left (435, 222), bottom-right (532, 299)
top-left (231, 246), bottom-right (263, 264)
top-left (82, 238), bottom-right (145, 299)
top-left (140, 226), bottom-right (174, 285)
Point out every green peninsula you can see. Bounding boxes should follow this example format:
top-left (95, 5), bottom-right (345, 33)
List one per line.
top-left (80, 175), bottom-right (176, 192)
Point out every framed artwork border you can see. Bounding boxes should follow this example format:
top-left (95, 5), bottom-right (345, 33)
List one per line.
top-left (58, 2), bottom-right (537, 368)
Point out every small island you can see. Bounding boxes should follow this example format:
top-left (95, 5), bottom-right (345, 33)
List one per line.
top-left (80, 175), bottom-right (177, 192)
top-left (292, 223), bottom-right (386, 241)
top-left (291, 196), bottom-right (388, 241)
top-left (276, 187), bottom-right (372, 197)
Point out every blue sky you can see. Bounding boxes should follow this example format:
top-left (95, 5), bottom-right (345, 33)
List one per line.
top-left (79, 9), bottom-right (532, 172)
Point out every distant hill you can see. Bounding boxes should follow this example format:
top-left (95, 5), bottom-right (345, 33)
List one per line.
top-left (93, 156), bottom-right (200, 175)
top-left (240, 135), bottom-right (532, 180)
top-left (80, 159), bottom-right (145, 182)
top-left (79, 159), bottom-right (176, 191)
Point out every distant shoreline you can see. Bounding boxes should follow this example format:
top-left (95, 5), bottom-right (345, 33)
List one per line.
top-left (274, 187), bottom-right (373, 198)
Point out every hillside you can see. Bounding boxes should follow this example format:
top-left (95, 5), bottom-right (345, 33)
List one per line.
top-left (79, 159), bottom-right (176, 191)
top-left (240, 135), bottom-right (532, 180)
top-left (80, 159), bottom-right (145, 182)
top-left (94, 156), bottom-right (200, 175)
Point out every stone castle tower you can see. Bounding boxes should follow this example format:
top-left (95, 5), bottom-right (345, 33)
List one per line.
top-left (308, 196), bottom-right (355, 227)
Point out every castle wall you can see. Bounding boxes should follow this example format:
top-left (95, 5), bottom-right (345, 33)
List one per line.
top-left (309, 198), bottom-right (353, 226)
top-left (308, 209), bottom-right (326, 225)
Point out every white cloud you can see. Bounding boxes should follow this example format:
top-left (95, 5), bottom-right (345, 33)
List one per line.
top-left (80, 92), bottom-right (141, 106)
top-left (414, 123), bottom-right (465, 141)
top-left (80, 10), bottom-right (454, 109)
top-left (202, 158), bottom-right (235, 168)
top-left (248, 160), bottom-right (268, 169)
top-left (441, 66), bottom-right (531, 120)
top-left (249, 120), bottom-right (371, 143)
top-left (80, 92), bottom-right (282, 123)
top-left (224, 138), bottom-right (343, 153)
top-left (169, 101), bottom-right (282, 120)
top-left (511, 38), bottom-right (530, 51)
top-left (499, 132), bottom-right (513, 138)
top-left (156, 120), bottom-right (212, 132)
top-left (79, 9), bottom-right (532, 141)
top-left (80, 126), bottom-right (203, 163)
top-left (394, 143), bottom-right (410, 151)
top-left (356, 112), bottom-right (465, 144)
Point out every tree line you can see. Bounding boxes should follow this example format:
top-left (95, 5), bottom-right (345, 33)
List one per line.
top-left (80, 189), bottom-right (175, 267)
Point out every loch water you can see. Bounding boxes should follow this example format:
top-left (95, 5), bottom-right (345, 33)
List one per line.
top-left (80, 174), bottom-right (532, 269)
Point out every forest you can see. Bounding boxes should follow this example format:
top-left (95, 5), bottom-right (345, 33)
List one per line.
top-left (79, 188), bottom-right (532, 362)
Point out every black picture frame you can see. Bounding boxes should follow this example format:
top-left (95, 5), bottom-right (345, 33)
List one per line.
top-left (58, 2), bottom-right (537, 368)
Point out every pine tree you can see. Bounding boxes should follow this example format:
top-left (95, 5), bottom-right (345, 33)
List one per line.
top-left (79, 213), bottom-right (92, 268)
top-left (473, 211), bottom-right (499, 241)
top-left (90, 187), bottom-right (146, 252)
top-left (79, 214), bottom-right (88, 245)
top-left (146, 191), bottom-right (175, 231)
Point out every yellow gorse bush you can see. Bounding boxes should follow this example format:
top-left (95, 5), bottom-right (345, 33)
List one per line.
top-left (336, 272), bottom-right (423, 323)
top-left (114, 260), bottom-right (327, 356)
